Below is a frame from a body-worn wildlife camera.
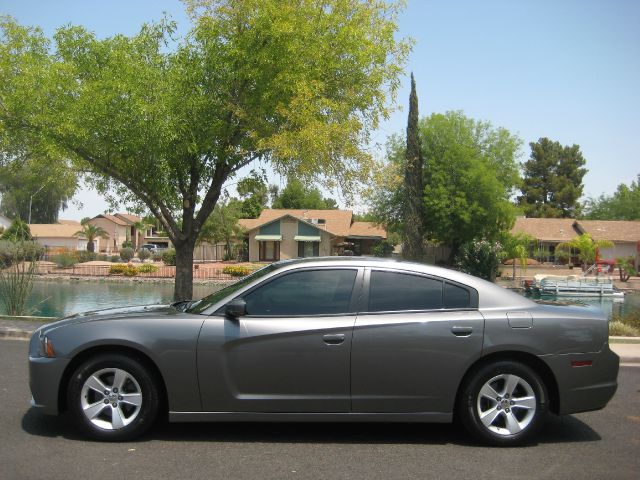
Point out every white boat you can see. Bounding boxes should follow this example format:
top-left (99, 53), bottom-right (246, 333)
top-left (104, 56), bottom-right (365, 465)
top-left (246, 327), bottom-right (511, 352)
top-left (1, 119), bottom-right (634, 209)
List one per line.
top-left (532, 274), bottom-right (624, 297)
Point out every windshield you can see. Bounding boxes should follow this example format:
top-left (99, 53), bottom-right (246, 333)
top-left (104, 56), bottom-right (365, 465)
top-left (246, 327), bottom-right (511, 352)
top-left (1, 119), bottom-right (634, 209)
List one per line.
top-left (186, 263), bottom-right (281, 314)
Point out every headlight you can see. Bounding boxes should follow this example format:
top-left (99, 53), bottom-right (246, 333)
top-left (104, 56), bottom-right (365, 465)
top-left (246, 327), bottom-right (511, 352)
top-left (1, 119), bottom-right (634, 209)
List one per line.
top-left (37, 334), bottom-right (56, 358)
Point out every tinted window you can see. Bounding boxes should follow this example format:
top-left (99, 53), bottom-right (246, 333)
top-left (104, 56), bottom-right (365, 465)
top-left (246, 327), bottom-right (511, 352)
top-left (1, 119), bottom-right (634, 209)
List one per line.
top-left (444, 282), bottom-right (471, 309)
top-left (368, 271), bottom-right (442, 312)
top-left (243, 269), bottom-right (357, 316)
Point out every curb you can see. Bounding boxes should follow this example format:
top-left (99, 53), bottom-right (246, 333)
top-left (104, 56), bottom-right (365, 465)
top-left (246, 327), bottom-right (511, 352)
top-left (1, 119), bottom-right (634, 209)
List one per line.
top-left (0, 328), bottom-right (32, 340)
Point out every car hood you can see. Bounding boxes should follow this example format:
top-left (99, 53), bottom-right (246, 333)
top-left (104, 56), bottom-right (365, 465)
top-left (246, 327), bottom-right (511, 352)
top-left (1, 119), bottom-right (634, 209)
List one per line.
top-left (38, 304), bottom-right (177, 334)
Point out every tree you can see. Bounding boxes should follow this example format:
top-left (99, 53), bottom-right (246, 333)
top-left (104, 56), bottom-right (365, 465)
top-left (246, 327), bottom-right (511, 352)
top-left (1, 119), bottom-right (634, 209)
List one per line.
top-left (518, 138), bottom-right (587, 218)
top-left (1, 218), bottom-right (32, 241)
top-left (500, 232), bottom-right (534, 280)
top-left (198, 200), bottom-right (244, 259)
top-left (0, 1), bottom-right (409, 300)
top-left (584, 174), bottom-right (640, 220)
top-left (370, 111), bottom-right (521, 261)
top-left (236, 174), bottom-right (269, 219)
top-left (402, 73), bottom-right (424, 261)
top-left (556, 233), bottom-right (613, 271)
top-left (74, 223), bottom-right (109, 253)
top-left (271, 178), bottom-right (338, 210)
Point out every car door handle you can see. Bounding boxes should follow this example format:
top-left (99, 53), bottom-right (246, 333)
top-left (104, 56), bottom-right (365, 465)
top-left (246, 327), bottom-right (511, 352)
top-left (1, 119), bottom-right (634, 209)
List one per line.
top-left (323, 334), bottom-right (346, 345)
top-left (451, 326), bottom-right (473, 337)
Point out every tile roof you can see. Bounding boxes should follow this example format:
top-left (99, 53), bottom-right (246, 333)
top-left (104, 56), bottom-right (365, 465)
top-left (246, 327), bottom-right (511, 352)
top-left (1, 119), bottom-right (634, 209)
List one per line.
top-left (577, 220), bottom-right (640, 242)
top-left (29, 224), bottom-right (84, 238)
top-left (57, 219), bottom-right (81, 225)
top-left (240, 209), bottom-right (354, 236)
top-left (511, 217), bottom-right (579, 242)
top-left (115, 213), bottom-right (142, 224)
top-left (92, 214), bottom-right (129, 226)
top-left (347, 222), bottom-right (387, 239)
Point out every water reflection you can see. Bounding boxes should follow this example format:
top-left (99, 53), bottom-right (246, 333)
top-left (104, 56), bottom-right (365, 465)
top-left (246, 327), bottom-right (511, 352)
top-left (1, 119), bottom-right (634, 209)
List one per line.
top-left (525, 291), bottom-right (639, 318)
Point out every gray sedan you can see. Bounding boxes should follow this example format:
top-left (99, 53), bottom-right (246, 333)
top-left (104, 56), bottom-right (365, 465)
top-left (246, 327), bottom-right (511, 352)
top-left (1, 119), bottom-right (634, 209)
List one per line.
top-left (28, 257), bottom-right (619, 446)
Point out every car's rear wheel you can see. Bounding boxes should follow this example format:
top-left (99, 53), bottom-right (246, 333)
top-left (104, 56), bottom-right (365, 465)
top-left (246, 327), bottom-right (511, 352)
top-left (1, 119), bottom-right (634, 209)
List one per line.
top-left (458, 360), bottom-right (548, 446)
top-left (67, 354), bottom-right (159, 441)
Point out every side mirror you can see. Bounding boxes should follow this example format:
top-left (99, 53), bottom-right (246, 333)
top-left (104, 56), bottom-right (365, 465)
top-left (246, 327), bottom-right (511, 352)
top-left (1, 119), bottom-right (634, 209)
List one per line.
top-left (225, 298), bottom-right (246, 319)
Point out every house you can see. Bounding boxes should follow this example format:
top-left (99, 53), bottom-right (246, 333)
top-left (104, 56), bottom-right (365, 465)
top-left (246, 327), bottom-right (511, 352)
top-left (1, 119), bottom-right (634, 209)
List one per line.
top-left (88, 214), bottom-right (132, 252)
top-left (238, 209), bottom-right (387, 262)
top-left (29, 220), bottom-right (104, 253)
top-left (511, 217), bottom-right (640, 268)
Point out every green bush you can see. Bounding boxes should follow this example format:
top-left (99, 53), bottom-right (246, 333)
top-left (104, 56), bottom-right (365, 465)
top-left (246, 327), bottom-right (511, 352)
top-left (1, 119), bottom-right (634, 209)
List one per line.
top-left (137, 263), bottom-right (158, 274)
top-left (152, 252), bottom-right (163, 262)
top-left (222, 265), bottom-right (251, 277)
top-left (611, 310), bottom-right (640, 330)
top-left (97, 254), bottom-right (109, 261)
top-left (371, 240), bottom-right (395, 257)
top-left (0, 240), bottom-right (43, 267)
top-left (609, 321), bottom-right (640, 337)
top-left (53, 252), bottom-right (77, 268)
top-left (109, 264), bottom-right (128, 275)
top-left (120, 247), bottom-right (134, 262)
top-left (121, 240), bottom-right (133, 248)
top-left (110, 255), bottom-right (121, 263)
top-left (456, 239), bottom-right (502, 281)
top-left (74, 250), bottom-right (97, 263)
top-left (162, 248), bottom-right (176, 266)
top-left (122, 265), bottom-right (138, 276)
top-left (138, 248), bottom-right (151, 261)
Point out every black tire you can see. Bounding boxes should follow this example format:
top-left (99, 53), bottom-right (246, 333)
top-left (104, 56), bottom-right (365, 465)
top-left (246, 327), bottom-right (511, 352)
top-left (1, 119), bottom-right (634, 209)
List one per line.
top-left (67, 353), bottom-right (160, 441)
top-left (457, 360), bottom-right (548, 447)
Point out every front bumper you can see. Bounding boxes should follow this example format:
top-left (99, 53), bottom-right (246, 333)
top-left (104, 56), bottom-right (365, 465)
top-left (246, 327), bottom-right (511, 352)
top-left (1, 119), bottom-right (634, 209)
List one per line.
top-left (29, 355), bottom-right (70, 415)
top-left (541, 344), bottom-right (619, 415)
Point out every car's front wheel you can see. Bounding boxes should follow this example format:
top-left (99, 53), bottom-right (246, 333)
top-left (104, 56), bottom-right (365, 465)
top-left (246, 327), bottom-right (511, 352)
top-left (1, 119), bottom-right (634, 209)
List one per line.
top-left (458, 360), bottom-right (548, 446)
top-left (67, 353), bottom-right (159, 441)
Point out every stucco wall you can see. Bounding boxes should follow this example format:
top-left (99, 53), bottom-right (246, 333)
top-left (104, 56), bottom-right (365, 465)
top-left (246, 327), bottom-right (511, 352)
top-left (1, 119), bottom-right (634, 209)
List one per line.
top-left (89, 218), bottom-right (128, 251)
top-left (35, 237), bottom-right (80, 250)
top-left (600, 243), bottom-right (637, 262)
top-left (248, 218), bottom-right (333, 261)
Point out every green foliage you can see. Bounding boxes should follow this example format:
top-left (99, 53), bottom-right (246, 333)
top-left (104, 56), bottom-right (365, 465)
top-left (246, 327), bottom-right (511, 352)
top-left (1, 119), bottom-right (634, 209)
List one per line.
top-left (74, 223), bottom-right (109, 253)
top-left (0, 241), bottom-right (37, 315)
top-left (608, 321), bottom-right (640, 337)
top-left (53, 252), bottom-right (76, 268)
top-left (109, 255), bottom-right (121, 263)
top-left (500, 232), bottom-right (534, 278)
top-left (236, 173), bottom-right (269, 219)
top-left (616, 257), bottom-right (637, 282)
top-left (121, 240), bottom-right (133, 249)
top-left (0, 156), bottom-right (77, 224)
top-left (584, 174), bottom-right (640, 220)
top-left (222, 265), bottom-right (251, 277)
top-left (518, 138), bottom-right (587, 218)
top-left (137, 263), bottom-right (158, 274)
top-left (119, 247), bottom-right (134, 262)
top-left (271, 178), bottom-right (338, 210)
top-left (108, 264), bottom-right (129, 275)
top-left (1, 218), bottom-right (32, 241)
top-left (151, 252), bottom-right (163, 262)
top-left (556, 233), bottom-right (613, 270)
top-left (0, 240), bottom-right (43, 267)
top-left (199, 200), bottom-right (244, 258)
top-left (74, 250), bottom-right (97, 263)
top-left (370, 111), bottom-right (521, 260)
top-left (371, 240), bottom-right (395, 258)
top-left (162, 248), bottom-right (177, 266)
top-left (0, 1), bottom-right (409, 301)
top-left (137, 248), bottom-right (151, 261)
top-left (97, 254), bottom-right (109, 261)
top-left (612, 310), bottom-right (640, 330)
top-left (456, 239), bottom-right (502, 281)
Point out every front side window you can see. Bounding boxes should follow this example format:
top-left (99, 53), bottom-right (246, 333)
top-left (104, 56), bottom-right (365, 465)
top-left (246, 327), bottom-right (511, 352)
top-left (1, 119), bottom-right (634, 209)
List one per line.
top-left (243, 269), bottom-right (358, 316)
top-left (368, 270), bottom-right (443, 312)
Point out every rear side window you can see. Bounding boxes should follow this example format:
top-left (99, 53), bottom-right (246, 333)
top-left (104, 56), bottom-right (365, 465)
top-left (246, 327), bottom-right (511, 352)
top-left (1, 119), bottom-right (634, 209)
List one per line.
top-left (243, 269), bottom-right (357, 316)
top-left (368, 271), bottom-right (443, 312)
top-left (444, 282), bottom-right (471, 308)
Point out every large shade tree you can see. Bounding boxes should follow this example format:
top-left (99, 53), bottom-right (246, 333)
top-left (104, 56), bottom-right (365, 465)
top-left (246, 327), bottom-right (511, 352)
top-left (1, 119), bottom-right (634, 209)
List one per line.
top-left (0, 0), bottom-right (409, 300)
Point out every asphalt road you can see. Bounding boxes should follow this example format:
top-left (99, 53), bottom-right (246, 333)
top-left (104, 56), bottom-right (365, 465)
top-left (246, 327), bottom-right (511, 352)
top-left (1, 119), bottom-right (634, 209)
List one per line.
top-left (1, 339), bottom-right (639, 480)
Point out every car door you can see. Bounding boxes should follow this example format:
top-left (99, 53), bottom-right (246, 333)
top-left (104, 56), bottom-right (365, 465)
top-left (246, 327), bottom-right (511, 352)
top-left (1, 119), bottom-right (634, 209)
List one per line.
top-left (198, 267), bottom-right (362, 413)
top-left (351, 268), bottom-right (484, 414)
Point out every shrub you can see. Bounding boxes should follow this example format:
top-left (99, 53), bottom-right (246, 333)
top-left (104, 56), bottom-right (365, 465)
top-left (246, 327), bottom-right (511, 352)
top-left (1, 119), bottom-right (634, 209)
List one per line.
top-left (223, 265), bottom-right (251, 277)
top-left (137, 263), bottom-right (158, 274)
top-left (138, 248), bottom-right (151, 261)
top-left (109, 264), bottom-right (128, 275)
top-left (110, 255), bottom-right (121, 263)
top-left (74, 251), bottom-right (97, 263)
top-left (152, 252), bottom-right (163, 262)
top-left (371, 240), bottom-right (395, 257)
top-left (162, 248), bottom-right (176, 266)
top-left (0, 240), bottom-right (43, 267)
top-left (456, 239), bottom-right (502, 281)
top-left (53, 252), bottom-right (77, 268)
top-left (122, 265), bottom-right (139, 276)
top-left (611, 310), bottom-right (640, 330)
top-left (121, 240), bottom-right (133, 248)
top-left (609, 321), bottom-right (640, 337)
top-left (97, 254), bottom-right (109, 261)
top-left (120, 247), bottom-right (134, 262)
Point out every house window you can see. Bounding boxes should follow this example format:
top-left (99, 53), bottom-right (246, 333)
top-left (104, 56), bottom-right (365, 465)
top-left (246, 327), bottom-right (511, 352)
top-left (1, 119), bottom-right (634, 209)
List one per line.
top-left (259, 241), bottom-right (280, 261)
top-left (298, 241), bottom-right (319, 258)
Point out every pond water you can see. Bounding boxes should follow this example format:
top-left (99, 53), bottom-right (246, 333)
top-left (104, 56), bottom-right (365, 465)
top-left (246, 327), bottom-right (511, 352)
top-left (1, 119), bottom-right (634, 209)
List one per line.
top-left (4, 279), bottom-right (640, 319)
top-left (13, 281), bottom-right (223, 318)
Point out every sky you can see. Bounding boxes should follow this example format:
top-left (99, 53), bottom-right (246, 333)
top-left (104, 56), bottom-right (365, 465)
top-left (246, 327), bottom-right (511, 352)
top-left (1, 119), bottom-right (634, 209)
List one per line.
top-left (1, 0), bottom-right (639, 220)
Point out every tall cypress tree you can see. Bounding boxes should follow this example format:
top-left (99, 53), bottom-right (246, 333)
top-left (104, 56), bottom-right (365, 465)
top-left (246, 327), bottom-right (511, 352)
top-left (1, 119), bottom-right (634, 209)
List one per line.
top-left (402, 73), bottom-right (425, 261)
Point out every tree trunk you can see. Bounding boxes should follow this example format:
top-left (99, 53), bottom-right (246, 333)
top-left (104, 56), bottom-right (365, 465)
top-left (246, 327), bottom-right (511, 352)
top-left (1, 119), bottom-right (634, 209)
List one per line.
top-left (174, 240), bottom-right (196, 301)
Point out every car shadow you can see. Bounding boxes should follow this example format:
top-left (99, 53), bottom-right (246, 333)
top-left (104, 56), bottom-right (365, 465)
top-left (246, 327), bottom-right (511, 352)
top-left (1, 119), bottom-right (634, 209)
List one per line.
top-left (22, 408), bottom-right (601, 446)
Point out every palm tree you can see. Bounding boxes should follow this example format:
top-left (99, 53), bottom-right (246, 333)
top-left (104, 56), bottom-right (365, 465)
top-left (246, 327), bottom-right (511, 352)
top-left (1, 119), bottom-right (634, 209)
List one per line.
top-left (501, 232), bottom-right (534, 281)
top-left (75, 224), bottom-right (109, 253)
top-left (556, 233), bottom-right (614, 271)
top-left (131, 220), bottom-right (150, 250)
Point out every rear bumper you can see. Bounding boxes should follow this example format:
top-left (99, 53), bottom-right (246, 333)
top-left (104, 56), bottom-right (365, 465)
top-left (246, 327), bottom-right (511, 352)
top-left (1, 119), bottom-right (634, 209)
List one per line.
top-left (541, 345), bottom-right (619, 415)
